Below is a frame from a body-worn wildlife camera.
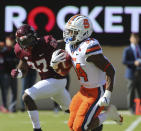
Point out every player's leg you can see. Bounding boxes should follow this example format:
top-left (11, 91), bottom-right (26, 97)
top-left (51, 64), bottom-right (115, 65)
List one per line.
top-left (87, 95), bottom-right (123, 130)
top-left (23, 79), bottom-right (62, 131)
top-left (67, 92), bottom-right (83, 130)
top-left (51, 86), bottom-right (71, 112)
top-left (22, 93), bottom-right (41, 131)
top-left (72, 86), bottom-right (105, 131)
top-left (51, 78), bottom-right (71, 113)
top-left (23, 78), bottom-right (72, 131)
top-left (87, 105), bottom-right (123, 131)
top-left (23, 80), bottom-right (49, 131)
top-left (105, 104), bottom-right (123, 125)
top-left (21, 69), bottom-right (37, 112)
top-left (73, 101), bottom-right (105, 131)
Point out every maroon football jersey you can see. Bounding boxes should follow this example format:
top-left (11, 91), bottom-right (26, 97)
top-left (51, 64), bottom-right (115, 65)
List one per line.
top-left (14, 35), bottom-right (65, 80)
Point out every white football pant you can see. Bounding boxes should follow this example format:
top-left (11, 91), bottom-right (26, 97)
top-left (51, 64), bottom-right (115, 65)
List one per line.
top-left (25, 78), bottom-right (71, 111)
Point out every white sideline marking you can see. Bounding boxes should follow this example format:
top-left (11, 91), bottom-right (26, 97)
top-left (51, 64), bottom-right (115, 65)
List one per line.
top-left (119, 111), bottom-right (132, 116)
top-left (125, 117), bottom-right (141, 131)
top-left (103, 121), bottom-right (116, 124)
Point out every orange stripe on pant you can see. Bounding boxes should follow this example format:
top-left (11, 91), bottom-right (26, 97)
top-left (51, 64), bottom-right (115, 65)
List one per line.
top-left (68, 86), bottom-right (105, 131)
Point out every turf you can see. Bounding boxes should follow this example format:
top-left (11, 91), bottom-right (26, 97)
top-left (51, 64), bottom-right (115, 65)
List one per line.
top-left (0, 111), bottom-right (141, 131)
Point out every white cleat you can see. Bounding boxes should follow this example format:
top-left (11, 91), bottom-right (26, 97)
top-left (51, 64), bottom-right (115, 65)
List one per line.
top-left (106, 104), bottom-right (123, 125)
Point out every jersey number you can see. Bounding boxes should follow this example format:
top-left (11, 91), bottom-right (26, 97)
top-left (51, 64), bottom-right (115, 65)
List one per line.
top-left (27, 58), bottom-right (48, 72)
top-left (76, 63), bottom-right (88, 82)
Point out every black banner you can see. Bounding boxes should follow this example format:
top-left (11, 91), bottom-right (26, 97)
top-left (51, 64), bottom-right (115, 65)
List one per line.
top-left (0, 0), bottom-right (141, 45)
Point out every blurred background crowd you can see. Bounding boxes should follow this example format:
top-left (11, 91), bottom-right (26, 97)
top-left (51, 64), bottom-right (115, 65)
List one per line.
top-left (0, 33), bottom-right (36, 113)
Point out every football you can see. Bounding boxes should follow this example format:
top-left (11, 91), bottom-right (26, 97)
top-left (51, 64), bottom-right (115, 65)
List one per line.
top-left (55, 49), bottom-right (72, 76)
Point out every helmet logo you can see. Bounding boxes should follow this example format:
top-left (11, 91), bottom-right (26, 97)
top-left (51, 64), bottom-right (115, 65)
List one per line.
top-left (83, 19), bottom-right (90, 29)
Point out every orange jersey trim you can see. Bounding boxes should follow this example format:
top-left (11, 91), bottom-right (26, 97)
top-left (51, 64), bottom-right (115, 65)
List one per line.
top-left (86, 45), bottom-right (101, 54)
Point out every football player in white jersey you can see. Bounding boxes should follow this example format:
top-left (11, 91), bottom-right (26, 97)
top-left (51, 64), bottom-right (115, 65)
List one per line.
top-left (50, 14), bottom-right (123, 131)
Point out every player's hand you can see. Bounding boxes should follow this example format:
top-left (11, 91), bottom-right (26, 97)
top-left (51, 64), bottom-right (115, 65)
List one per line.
top-left (97, 90), bottom-right (111, 106)
top-left (11, 69), bottom-right (22, 78)
top-left (50, 49), bottom-right (66, 69)
top-left (134, 60), bottom-right (141, 66)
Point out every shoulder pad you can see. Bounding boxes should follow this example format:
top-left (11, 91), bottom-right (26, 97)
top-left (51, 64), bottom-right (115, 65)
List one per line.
top-left (85, 38), bottom-right (102, 55)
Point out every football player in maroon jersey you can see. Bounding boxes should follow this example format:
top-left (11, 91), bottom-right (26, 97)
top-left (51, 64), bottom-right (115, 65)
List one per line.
top-left (11, 24), bottom-right (71, 131)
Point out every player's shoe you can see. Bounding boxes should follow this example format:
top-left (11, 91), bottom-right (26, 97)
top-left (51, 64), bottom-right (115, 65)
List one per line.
top-left (0, 105), bottom-right (9, 113)
top-left (91, 124), bottom-right (103, 131)
top-left (65, 109), bottom-right (70, 113)
top-left (33, 128), bottom-right (42, 131)
top-left (106, 104), bottom-right (123, 125)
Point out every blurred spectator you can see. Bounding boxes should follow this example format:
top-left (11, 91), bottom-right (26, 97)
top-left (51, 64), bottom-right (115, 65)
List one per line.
top-left (0, 40), bottom-right (9, 113)
top-left (4, 34), bottom-right (19, 112)
top-left (5, 33), bottom-right (37, 112)
top-left (122, 33), bottom-right (141, 114)
top-left (21, 69), bottom-right (37, 112)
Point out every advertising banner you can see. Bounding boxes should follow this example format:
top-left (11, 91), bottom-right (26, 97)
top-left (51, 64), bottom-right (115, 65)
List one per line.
top-left (0, 0), bottom-right (141, 45)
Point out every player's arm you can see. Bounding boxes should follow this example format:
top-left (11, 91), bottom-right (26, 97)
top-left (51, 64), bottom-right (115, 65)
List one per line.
top-left (46, 35), bottom-right (65, 50)
top-left (86, 54), bottom-right (115, 92)
top-left (17, 59), bottom-right (28, 76)
top-left (11, 59), bottom-right (28, 78)
top-left (56, 39), bottom-right (65, 49)
top-left (50, 38), bottom-right (66, 69)
top-left (86, 54), bottom-right (115, 106)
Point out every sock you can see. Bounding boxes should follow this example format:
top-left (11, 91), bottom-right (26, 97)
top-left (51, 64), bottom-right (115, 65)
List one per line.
top-left (98, 112), bottom-right (108, 125)
top-left (27, 110), bottom-right (41, 129)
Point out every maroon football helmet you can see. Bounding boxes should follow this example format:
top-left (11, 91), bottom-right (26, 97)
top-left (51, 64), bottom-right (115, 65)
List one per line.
top-left (15, 24), bottom-right (38, 49)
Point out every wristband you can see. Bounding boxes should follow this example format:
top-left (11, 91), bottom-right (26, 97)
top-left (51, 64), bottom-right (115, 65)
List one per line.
top-left (103, 90), bottom-right (111, 99)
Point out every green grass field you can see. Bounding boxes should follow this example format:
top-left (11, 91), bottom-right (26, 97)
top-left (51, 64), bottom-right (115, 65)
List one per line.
top-left (0, 111), bottom-right (141, 131)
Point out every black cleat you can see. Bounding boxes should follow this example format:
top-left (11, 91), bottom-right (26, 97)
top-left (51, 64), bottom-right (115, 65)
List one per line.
top-left (34, 128), bottom-right (42, 131)
top-left (65, 109), bottom-right (70, 113)
top-left (91, 124), bottom-right (103, 131)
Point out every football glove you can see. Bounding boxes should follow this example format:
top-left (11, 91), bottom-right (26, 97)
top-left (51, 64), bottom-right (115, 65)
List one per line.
top-left (97, 90), bottom-right (111, 107)
top-left (50, 49), bottom-right (66, 69)
top-left (11, 69), bottom-right (22, 78)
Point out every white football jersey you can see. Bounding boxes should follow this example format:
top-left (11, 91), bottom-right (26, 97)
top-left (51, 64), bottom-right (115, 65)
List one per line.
top-left (65, 38), bottom-right (106, 88)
